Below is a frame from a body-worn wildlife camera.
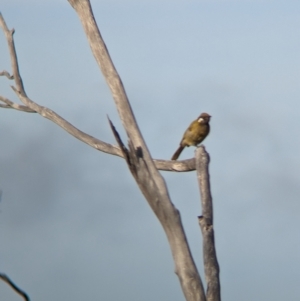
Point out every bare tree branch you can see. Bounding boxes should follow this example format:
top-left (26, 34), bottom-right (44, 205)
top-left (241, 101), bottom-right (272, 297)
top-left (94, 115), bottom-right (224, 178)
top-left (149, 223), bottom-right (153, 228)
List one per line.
top-left (156, 158), bottom-right (197, 172)
top-left (67, 1), bottom-right (207, 300)
top-left (0, 273), bottom-right (30, 301)
top-left (0, 95), bottom-right (35, 112)
top-left (12, 87), bottom-right (125, 157)
top-left (0, 70), bottom-right (14, 79)
top-left (196, 146), bottom-right (221, 301)
top-left (0, 14), bottom-right (26, 95)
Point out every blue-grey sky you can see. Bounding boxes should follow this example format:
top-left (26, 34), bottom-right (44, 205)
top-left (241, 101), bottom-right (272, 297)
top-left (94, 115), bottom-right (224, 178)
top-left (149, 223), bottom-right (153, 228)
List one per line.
top-left (1, 1), bottom-right (300, 300)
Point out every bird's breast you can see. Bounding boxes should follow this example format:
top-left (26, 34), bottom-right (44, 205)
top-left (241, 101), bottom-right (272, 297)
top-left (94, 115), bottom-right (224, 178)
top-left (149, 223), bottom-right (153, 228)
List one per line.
top-left (182, 122), bottom-right (209, 146)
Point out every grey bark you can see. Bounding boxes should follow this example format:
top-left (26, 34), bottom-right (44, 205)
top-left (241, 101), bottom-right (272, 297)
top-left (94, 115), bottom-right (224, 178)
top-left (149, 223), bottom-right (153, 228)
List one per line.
top-left (196, 147), bottom-right (221, 301)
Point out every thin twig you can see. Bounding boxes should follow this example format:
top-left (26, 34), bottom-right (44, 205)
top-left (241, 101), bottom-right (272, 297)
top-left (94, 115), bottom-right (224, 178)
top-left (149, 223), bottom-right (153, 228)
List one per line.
top-left (0, 70), bottom-right (14, 79)
top-left (0, 13), bottom-right (26, 95)
top-left (0, 95), bottom-right (35, 112)
top-left (0, 273), bottom-right (30, 301)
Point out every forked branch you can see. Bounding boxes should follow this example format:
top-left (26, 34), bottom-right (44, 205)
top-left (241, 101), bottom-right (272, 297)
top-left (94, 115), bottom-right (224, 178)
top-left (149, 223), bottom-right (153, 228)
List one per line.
top-left (0, 13), bottom-right (194, 171)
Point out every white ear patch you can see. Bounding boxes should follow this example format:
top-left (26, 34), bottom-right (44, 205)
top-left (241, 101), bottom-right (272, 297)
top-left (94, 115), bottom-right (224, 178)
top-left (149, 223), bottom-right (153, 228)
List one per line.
top-left (198, 117), bottom-right (204, 123)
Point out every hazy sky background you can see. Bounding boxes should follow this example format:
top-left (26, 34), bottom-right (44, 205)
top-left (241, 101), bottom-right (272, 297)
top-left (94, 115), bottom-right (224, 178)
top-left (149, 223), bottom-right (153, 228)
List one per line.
top-left (1, 1), bottom-right (300, 300)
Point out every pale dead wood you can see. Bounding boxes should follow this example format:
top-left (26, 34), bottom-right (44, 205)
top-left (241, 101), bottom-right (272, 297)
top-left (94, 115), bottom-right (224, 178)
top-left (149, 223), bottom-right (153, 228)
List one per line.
top-left (0, 95), bottom-right (35, 112)
top-left (0, 70), bottom-right (14, 79)
top-left (67, 1), bottom-right (206, 300)
top-left (156, 158), bottom-right (197, 172)
top-left (0, 15), bottom-right (25, 95)
top-left (196, 146), bottom-right (221, 301)
top-left (0, 273), bottom-right (30, 301)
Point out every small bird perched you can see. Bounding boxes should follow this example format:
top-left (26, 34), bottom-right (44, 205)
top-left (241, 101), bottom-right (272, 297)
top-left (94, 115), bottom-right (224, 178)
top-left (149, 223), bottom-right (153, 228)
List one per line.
top-left (171, 112), bottom-right (211, 160)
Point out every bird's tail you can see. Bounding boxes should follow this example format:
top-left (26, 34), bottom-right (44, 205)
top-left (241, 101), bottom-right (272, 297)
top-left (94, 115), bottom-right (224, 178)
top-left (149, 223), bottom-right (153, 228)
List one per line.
top-left (171, 145), bottom-right (185, 160)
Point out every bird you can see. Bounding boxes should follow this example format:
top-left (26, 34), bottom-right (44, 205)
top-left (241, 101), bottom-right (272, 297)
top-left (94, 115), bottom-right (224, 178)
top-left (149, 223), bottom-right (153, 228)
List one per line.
top-left (171, 112), bottom-right (211, 160)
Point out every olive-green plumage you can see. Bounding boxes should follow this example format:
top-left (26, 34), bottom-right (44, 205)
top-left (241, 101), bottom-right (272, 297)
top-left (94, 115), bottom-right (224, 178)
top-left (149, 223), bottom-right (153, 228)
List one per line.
top-left (171, 112), bottom-right (211, 160)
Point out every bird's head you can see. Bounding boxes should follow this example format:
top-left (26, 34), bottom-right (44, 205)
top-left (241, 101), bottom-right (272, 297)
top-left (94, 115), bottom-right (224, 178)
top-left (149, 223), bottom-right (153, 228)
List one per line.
top-left (197, 112), bottom-right (211, 124)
